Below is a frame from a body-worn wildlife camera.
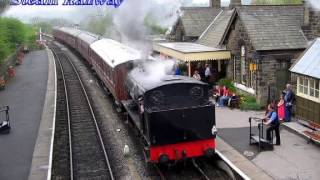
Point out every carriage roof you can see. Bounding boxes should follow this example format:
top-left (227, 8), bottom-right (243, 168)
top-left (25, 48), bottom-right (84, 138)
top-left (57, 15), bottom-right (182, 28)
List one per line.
top-left (90, 38), bottom-right (143, 68)
top-left (77, 31), bottom-right (99, 44)
top-left (57, 27), bottom-right (82, 37)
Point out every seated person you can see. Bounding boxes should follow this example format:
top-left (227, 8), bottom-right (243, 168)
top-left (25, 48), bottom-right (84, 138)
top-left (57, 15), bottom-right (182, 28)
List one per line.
top-left (218, 86), bottom-right (231, 107)
top-left (192, 70), bottom-right (201, 81)
top-left (263, 104), bottom-right (281, 145)
top-left (212, 85), bottom-right (223, 103)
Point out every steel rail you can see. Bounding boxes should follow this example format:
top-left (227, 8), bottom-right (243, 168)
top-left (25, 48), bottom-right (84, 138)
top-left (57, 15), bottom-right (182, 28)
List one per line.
top-left (51, 48), bottom-right (73, 180)
top-left (64, 52), bottom-right (115, 180)
top-left (51, 45), bottom-right (114, 180)
top-left (192, 159), bottom-right (211, 180)
top-left (153, 164), bottom-right (166, 180)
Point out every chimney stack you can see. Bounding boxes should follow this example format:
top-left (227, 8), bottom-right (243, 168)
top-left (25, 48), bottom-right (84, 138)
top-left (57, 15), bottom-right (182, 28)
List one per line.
top-left (303, 0), bottom-right (310, 26)
top-left (229, 0), bottom-right (241, 8)
top-left (210, 0), bottom-right (220, 8)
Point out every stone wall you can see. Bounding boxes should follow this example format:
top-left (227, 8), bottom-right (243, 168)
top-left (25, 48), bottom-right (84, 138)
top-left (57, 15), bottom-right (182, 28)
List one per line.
top-left (302, 9), bottom-right (320, 40)
top-left (168, 19), bottom-right (199, 42)
top-left (168, 19), bottom-right (184, 42)
top-left (225, 18), bottom-right (257, 91)
top-left (224, 17), bottom-right (303, 105)
top-left (309, 10), bottom-right (320, 38)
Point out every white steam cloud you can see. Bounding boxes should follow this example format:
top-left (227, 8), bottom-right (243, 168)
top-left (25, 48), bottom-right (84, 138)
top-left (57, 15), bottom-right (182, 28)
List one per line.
top-left (112, 0), bottom-right (183, 83)
top-left (129, 58), bottom-right (177, 84)
top-left (308, 0), bottom-right (320, 10)
top-left (112, 0), bottom-right (182, 58)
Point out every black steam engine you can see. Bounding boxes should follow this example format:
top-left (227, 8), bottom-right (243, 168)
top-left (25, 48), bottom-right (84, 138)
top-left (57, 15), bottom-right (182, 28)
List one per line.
top-left (123, 74), bottom-right (217, 163)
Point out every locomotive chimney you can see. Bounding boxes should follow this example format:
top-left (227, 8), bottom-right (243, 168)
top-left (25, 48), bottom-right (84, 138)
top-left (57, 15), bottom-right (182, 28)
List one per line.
top-left (209, 0), bottom-right (220, 8)
top-left (229, 0), bottom-right (241, 8)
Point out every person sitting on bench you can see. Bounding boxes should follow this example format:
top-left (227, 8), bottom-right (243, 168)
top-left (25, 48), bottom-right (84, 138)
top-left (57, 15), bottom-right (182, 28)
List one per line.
top-left (264, 104), bottom-right (281, 145)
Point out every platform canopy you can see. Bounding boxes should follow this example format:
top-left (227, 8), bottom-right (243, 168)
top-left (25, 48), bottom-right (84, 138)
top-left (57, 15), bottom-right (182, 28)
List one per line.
top-left (290, 38), bottom-right (320, 79)
top-left (153, 42), bottom-right (231, 62)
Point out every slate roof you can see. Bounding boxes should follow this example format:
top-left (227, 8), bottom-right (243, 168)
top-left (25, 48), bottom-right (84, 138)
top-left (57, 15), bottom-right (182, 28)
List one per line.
top-left (238, 5), bottom-right (307, 51)
top-left (180, 7), bottom-right (222, 37)
top-left (290, 38), bottom-right (320, 79)
top-left (198, 9), bottom-right (236, 48)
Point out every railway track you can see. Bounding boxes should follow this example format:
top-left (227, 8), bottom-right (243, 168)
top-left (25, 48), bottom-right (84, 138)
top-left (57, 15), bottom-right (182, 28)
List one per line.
top-left (46, 37), bottom-right (248, 180)
top-left (50, 43), bottom-right (114, 180)
top-left (153, 158), bottom-right (233, 180)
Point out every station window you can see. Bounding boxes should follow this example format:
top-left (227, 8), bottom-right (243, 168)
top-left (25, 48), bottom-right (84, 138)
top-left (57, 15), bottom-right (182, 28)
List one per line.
top-left (298, 76), bottom-right (319, 99)
top-left (240, 45), bottom-right (246, 85)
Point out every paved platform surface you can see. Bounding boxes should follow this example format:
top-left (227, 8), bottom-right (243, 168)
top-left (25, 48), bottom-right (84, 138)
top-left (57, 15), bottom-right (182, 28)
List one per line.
top-left (216, 107), bottom-right (320, 180)
top-left (0, 50), bottom-right (49, 180)
top-left (28, 48), bottom-right (56, 180)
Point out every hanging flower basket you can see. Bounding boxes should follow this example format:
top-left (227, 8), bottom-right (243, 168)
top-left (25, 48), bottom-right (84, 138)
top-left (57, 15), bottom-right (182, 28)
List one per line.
top-left (0, 76), bottom-right (5, 90)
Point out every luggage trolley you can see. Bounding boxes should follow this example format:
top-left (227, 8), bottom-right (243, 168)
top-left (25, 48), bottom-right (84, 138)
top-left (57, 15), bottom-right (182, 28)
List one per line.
top-left (249, 117), bottom-right (273, 151)
top-left (0, 106), bottom-right (11, 134)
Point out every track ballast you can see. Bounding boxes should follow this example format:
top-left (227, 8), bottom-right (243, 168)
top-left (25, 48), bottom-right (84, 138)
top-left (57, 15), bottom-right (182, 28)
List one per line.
top-left (51, 43), bottom-right (114, 180)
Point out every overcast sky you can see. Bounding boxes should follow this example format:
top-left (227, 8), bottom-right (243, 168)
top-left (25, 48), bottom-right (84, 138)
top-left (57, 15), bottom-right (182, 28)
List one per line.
top-left (3, 0), bottom-right (319, 22)
top-left (4, 0), bottom-right (246, 22)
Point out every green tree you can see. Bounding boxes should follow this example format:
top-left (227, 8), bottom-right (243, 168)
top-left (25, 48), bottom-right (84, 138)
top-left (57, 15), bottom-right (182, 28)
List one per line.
top-left (144, 13), bottom-right (167, 35)
top-left (0, 17), bottom-right (37, 65)
top-left (0, 0), bottom-right (10, 15)
top-left (81, 10), bottom-right (113, 36)
top-left (4, 18), bottom-right (25, 49)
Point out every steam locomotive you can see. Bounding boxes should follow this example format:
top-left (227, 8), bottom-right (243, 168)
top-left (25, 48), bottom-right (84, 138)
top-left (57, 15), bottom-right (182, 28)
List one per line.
top-left (52, 27), bottom-right (217, 163)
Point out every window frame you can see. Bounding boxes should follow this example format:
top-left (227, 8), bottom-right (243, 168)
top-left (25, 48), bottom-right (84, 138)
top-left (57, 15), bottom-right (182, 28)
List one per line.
top-left (297, 75), bottom-right (320, 102)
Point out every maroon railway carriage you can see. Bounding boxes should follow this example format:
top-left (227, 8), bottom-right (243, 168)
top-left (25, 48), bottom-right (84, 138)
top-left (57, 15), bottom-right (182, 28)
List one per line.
top-left (75, 31), bottom-right (99, 66)
top-left (52, 27), bottom-right (81, 50)
top-left (89, 38), bottom-right (143, 107)
top-left (53, 27), bottom-right (99, 66)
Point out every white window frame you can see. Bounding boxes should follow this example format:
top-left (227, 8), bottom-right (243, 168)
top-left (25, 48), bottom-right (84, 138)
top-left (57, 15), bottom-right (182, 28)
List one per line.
top-left (297, 75), bottom-right (320, 103)
top-left (240, 45), bottom-right (246, 85)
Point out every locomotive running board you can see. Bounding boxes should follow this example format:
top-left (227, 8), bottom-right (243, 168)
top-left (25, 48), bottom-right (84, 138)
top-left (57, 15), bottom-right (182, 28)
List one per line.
top-left (122, 100), bottom-right (150, 145)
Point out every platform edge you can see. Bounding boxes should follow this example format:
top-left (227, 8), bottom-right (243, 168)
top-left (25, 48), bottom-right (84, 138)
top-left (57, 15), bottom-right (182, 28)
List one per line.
top-left (28, 47), bottom-right (57, 180)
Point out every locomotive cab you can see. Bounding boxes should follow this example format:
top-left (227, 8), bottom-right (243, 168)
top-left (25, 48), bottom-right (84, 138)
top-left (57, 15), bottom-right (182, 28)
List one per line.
top-left (123, 74), bottom-right (216, 163)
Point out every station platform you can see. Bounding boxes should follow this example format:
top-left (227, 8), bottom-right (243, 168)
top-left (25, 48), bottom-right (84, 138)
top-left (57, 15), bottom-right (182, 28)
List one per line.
top-left (0, 49), bottom-right (56, 180)
top-left (216, 107), bottom-right (320, 180)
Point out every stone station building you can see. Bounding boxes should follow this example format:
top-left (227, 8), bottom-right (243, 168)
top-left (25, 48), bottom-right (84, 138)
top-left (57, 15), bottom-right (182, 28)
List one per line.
top-left (165, 0), bottom-right (320, 105)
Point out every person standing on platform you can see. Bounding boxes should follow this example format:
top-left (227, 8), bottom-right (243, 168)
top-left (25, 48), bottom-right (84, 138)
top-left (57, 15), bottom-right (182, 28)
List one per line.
top-left (283, 84), bottom-right (294, 122)
top-left (174, 64), bottom-right (181, 75)
top-left (277, 94), bottom-right (285, 121)
top-left (204, 64), bottom-right (211, 84)
top-left (264, 104), bottom-right (281, 145)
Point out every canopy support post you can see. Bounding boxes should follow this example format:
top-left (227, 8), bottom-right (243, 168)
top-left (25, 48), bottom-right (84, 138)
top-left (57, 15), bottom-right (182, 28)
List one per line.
top-left (188, 61), bottom-right (191, 77)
